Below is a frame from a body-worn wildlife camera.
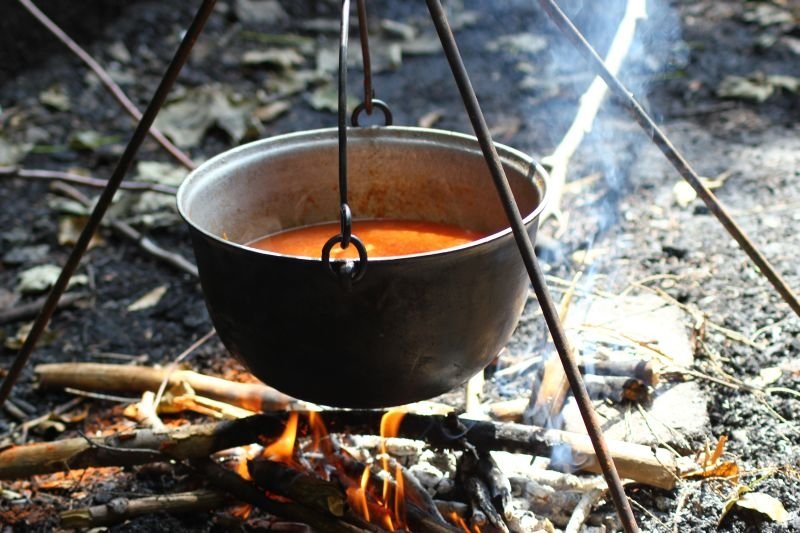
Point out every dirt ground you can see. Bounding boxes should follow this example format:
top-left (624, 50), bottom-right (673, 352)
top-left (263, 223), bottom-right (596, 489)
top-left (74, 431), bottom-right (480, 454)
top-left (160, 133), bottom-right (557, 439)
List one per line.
top-left (1, 0), bottom-right (799, 531)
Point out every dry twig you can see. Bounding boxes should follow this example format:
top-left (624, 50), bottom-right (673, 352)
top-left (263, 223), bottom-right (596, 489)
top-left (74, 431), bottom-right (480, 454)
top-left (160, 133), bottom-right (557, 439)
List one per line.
top-left (17, 0), bottom-right (195, 169)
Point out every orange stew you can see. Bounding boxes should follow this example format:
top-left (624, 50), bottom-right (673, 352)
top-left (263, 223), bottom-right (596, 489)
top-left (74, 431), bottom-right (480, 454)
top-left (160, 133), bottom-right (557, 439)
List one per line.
top-left (248, 219), bottom-right (486, 259)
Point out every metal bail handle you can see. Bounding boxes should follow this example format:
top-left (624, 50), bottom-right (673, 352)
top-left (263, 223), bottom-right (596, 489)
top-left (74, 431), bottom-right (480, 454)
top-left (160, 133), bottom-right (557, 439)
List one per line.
top-left (321, 0), bottom-right (369, 287)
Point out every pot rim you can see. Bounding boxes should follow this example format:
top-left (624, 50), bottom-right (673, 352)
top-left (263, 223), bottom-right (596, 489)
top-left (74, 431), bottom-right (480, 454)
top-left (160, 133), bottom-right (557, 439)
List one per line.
top-left (177, 126), bottom-right (549, 263)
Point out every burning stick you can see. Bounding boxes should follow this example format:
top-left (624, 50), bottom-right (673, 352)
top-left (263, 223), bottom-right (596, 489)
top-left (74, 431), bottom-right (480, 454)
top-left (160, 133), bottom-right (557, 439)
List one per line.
top-left (0, 411), bottom-right (684, 489)
top-left (457, 451), bottom-right (510, 533)
top-left (35, 362), bottom-right (301, 412)
top-left (248, 459), bottom-right (347, 519)
top-left (195, 458), bottom-right (363, 533)
top-left (60, 489), bottom-right (229, 529)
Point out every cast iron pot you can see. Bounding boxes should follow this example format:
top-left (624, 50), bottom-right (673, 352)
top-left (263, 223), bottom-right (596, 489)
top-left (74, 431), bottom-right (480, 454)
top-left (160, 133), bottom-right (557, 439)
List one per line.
top-left (177, 127), bottom-right (548, 407)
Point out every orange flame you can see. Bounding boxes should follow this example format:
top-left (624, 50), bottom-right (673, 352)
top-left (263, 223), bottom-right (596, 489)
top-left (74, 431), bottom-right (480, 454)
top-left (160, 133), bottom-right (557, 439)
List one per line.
top-left (229, 503), bottom-right (253, 521)
top-left (380, 409), bottom-right (406, 461)
top-left (346, 466), bottom-right (372, 523)
top-left (450, 511), bottom-right (472, 533)
top-left (394, 463), bottom-right (407, 530)
top-left (263, 412), bottom-right (299, 463)
top-left (307, 411), bottom-right (334, 457)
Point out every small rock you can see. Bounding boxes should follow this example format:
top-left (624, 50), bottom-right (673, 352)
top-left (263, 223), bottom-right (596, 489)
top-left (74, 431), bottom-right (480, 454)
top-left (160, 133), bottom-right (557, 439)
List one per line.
top-left (731, 429), bottom-right (749, 443)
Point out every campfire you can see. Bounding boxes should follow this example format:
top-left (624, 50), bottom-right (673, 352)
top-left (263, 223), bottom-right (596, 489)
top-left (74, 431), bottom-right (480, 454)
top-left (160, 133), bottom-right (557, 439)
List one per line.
top-left (2, 0), bottom-right (799, 530)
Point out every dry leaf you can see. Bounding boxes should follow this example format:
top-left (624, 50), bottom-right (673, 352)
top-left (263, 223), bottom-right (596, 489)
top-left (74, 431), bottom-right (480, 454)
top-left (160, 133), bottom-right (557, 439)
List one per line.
top-left (58, 216), bottom-right (104, 249)
top-left (155, 85), bottom-right (256, 148)
top-left (17, 265), bottom-right (88, 294)
top-left (736, 492), bottom-right (789, 523)
top-left (135, 161), bottom-right (189, 187)
top-left (127, 285), bottom-right (168, 312)
top-left (0, 136), bottom-right (32, 166)
top-left (233, 0), bottom-right (287, 24)
top-left (69, 131), bottom-right (120, 151)
top-left (486, 33), bottom-right (548, 55)
top-left (741, 3), bottom-right (794, 26)
top-left (39, 84), bottom-right (71, 112)
top-left (5, 322), bottom-right (58, 350)
top-left (241, 48), bottom-right (305, 69)
top-left (718, 73), bottom-right (800, 102)
top-left (746, 366), bottom-right (783, 388)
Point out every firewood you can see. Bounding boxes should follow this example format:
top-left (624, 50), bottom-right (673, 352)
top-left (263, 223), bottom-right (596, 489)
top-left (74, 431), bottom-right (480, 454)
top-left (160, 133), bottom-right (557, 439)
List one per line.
top-left (564, 488), bottom-right (605, 533)
top-left (458, 451), bottom-right (509, 533)
top-left (0, 411), bottom-right (683, 489)
top-left (580, 359), bottom-right (657, 385)
top-left (332, 448), bottom-right (458, 532)
top-left (195, 458), bottom-right (363, 533)
top-left (583, 375), bottom-right (650, 403)
top-left (60, 489), bottom-right (229, 528)
top-left (248, 459), bottom-right (347, 518)
top-left (35, 362), bottom-right (302, 412)
top-left (524, 356), bottom-right (570, 428)
top-left (477, 451), bottom-right (512, 516)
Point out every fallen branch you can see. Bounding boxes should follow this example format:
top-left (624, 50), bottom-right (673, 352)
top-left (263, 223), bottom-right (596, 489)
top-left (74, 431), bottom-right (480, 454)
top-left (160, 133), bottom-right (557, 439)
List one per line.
top-left (0, 166), bottom-right (177, 195)
top-left (539, 0), bottom-right (647, 226)
top-left (17, 0), bottom-right (195, 170)
top-left (0, 292), bottom-right (87, 325)
top-left (565, 488), bottom-right (605, 533)
top-left (35, 362), bottom-right (301, 412)
top-left (50, 182), bottom-right (198, 277)
top-left (60, 489), bottom-right (229, 529)
top-left (0, 411), bottom-right (683, 489)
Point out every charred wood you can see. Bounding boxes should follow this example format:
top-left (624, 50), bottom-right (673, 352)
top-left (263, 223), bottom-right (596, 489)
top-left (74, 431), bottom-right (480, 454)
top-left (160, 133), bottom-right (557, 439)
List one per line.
top-left (60, 489), bottom-right (229, 529)
top-left (195, 458), bottom-right (363, 533)
top-left (0, 411), bottom-right (681, 489)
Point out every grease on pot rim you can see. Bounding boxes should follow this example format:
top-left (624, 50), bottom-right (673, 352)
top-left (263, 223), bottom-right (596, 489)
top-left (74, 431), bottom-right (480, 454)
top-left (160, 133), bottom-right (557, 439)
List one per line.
top-left (248, 219), bottom-right (486, 258)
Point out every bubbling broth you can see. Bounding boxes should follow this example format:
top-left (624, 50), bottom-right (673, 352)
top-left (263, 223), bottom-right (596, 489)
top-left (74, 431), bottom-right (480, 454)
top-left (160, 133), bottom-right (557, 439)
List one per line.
top-left (247, 219), bottom-right (487, 259)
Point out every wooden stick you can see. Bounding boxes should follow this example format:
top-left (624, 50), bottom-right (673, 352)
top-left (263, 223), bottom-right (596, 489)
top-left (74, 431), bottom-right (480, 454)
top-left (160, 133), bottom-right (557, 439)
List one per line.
top-left (583, 374), bottom-right (650, 403)
top-left (60, 489), bottom-right (229, 528)
top-left (539, 0), bottom-right (647, 226)
top-left (195, 458), bottom-right (363, 533)
top-left (35, 362), bottom-right (300, 412)
top-left (565, 488), bottom-right (605, 533)
top-left (248, 459), bottom-right (347, 518)
top-left (0, 411), bottom-right (682, 489)
top-left (0, 166), bottom-right (177, 195)
top-left (17, 0), bottom-right (195, 170)
top-left (0, 292), bottom-right (87, 325)
top-left (49, 182), bottom-right (198, 277)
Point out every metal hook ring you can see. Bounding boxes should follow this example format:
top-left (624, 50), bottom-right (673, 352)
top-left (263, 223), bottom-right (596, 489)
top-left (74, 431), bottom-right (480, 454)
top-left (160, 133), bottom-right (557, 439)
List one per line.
top-left (339, 203), bottom-right (352, 248)
top-left (351, 99), bottom-right (394, 127)
top-left (321, 234), bottom-right (368, 284)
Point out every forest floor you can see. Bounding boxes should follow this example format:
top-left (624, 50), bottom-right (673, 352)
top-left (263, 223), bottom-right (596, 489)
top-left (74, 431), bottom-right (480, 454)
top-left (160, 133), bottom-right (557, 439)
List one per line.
top-left (1, 0), bottom-right (799, 531)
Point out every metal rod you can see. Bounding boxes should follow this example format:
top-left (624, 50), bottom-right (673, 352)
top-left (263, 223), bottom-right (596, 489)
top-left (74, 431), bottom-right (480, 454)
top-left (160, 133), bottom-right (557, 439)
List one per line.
top-left (356, 0), bottom-right (374, 114)
top-left (338, 0), bottom-right (352, 247)
top-left (538, 0), bottom-right (800, 319)
top-left (424, 1), bottom-right (639, 531)
top-left (17, 0), bottom-right (196, 171)
top-left (0, 0), bottom-right (218, 408)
